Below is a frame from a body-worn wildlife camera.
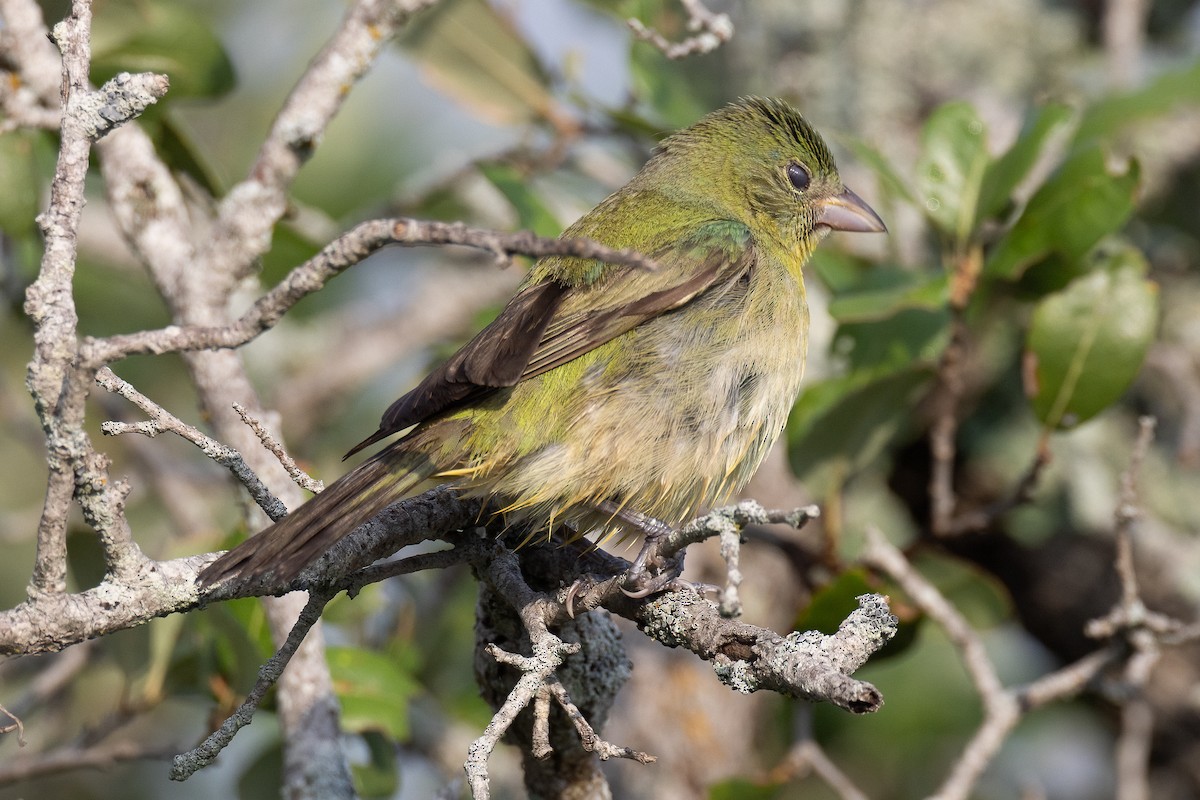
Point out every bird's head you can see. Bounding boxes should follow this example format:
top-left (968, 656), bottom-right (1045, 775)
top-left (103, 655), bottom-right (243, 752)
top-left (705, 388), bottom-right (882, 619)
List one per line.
top-left (644, 97), bottom-right (886, 256)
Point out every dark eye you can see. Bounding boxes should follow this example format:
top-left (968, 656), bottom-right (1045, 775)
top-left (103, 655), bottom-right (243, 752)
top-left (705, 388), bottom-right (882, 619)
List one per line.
top-left (786, 162), bottom-right (811, 192)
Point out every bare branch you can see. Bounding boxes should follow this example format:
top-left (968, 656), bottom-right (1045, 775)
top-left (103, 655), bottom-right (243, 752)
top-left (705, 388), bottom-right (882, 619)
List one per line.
top-left (863, 528), bottom-right (1003, 699)
top-left (1116, 416), bottom-right (1155, 611)
top-left (628, 0), bottom-right (734, 60)
top-left (21, 0), bottom-right (158, 595)
top-left (466, 635), bottom-right (583, 799)
top-left (545, 677), bottom-right (655, 763)
top-left (233, 402), bottom-right (324, 494)
top-left (0, 703), bottom-right (25, 747)
top-left (96, 367), bottom-right (288, 523)
top-left (83, 218), bottom-right (659, 367)
top-left (170, 588), bottom-right (336, 782)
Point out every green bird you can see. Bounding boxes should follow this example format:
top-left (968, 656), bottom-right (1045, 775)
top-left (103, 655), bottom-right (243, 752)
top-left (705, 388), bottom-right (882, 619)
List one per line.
top-left (199, 97), bottom-right (885, 588)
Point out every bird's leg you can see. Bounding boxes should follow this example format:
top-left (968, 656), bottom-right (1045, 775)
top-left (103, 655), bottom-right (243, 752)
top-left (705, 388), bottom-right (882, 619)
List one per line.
top-left (594, 501), bottom-right (717, 599)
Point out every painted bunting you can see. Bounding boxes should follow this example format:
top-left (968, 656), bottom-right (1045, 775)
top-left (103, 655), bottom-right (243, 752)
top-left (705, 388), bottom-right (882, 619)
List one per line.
top-left (199, 97), bottom-right (885, 587)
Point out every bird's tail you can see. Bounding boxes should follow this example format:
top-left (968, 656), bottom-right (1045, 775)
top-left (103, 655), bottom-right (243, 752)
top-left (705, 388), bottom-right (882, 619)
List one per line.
top-left (199, 424), bottom-right (459, 587)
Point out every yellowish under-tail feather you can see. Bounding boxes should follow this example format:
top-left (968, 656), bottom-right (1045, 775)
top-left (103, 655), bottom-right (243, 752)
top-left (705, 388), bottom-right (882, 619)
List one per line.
top-left (198, 438), bottom-right (442, 587)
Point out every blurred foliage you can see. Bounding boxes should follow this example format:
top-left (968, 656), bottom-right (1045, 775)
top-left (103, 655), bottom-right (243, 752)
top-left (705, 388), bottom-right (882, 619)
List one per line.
top-left (3, 1), bottom-right (1200, 799)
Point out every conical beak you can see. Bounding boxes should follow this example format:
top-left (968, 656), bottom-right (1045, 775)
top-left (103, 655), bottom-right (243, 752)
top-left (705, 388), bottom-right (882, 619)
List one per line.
top-left (817, 187), bottom-right (887, 233)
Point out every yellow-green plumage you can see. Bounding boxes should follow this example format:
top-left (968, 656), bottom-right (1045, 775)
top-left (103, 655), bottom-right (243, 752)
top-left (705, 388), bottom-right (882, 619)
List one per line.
top-left (199, 97), bottom-right (884, 586)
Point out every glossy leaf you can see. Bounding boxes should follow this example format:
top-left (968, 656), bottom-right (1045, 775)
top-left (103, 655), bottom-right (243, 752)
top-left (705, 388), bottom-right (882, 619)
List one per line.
top-left (91, 1), bottom-right (235, 98)
top-left (834, 308), bottom-right (951, 373)
top-left (1025, 245), bottom-right (1158, 428)
top-left (327, 646), bottom-right (420, 741)
top-left (915, 102), bottom-right (989, 243)
top-left (827, 273), bottom-right (949, 323)
top-left (402, 0), bottom-right (558, 126)
top-left (986, 148), bottom-right (1139, 280)
top-left (976, 102), bottom-right (1074, 222)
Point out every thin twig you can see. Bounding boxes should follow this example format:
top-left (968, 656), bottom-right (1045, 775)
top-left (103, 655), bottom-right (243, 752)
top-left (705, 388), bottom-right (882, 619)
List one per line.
top-left (97, 367), bottom-right (288, 522)
top-left (169, 588), bottom-right (336, 781)
top-left (345, 546), bottom-right (466, 597)
top-left (545, 678), bottom-right (655, 763)
top-left (0, 703), bottom-right (25, 746)
top-left (233, 402), bottom-right (324, 494)
top-left (929, 317), bottom-right (968, 536)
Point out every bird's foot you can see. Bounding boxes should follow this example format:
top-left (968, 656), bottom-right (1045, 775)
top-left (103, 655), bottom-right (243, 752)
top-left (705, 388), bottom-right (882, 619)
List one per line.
top-left (619, 532), bottom-right (717, 600)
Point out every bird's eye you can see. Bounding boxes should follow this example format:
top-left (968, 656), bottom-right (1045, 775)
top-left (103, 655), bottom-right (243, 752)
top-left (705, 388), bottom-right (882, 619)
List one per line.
top-left (786, 162), bottom-right (811, 192)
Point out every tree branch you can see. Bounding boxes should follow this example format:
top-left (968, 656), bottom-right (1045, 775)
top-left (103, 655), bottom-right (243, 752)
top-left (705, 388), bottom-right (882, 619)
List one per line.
top-left (82, 218), bottom-right (659, 367)
top-left (628, 0), bottom-right (734, 60)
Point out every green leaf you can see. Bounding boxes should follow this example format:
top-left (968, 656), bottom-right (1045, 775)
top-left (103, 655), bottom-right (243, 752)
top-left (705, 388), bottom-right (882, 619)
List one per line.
top-left (478, 162), bottom-right (561, 237)
top-left (827, 273), bottom-right (949, 323)
top-left (327, 646), bottom-right (420, 741)
top-left (976, 102), bottom-right (1074, 222)
top-left (1075, 58), bottom-right (1200, 147)
top-left (91, 1), bottom-right (235, 99)
top-left (401, 0), bottom-right (558, 126)
top-left (915, 102), bottom-right (990, 244)
top-left (986, 148), bottom-right (1139, 280)
top-left (834, 308), bottom-right (951, 373)
top-left (1025, 244), bottom-right (1158, 428)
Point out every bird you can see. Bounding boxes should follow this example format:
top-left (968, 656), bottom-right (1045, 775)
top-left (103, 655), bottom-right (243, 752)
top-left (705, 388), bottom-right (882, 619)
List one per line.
top-left (198, 96), bottom-right (885, 589)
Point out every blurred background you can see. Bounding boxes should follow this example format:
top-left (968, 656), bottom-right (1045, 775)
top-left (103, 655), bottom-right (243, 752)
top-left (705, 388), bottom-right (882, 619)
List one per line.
top-left (1, 0), bottom-right (1199, 797)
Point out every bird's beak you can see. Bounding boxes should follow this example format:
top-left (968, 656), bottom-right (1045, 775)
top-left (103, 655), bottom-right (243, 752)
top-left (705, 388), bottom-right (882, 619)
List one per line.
top-left (817, 187), bottom-right (887, 233)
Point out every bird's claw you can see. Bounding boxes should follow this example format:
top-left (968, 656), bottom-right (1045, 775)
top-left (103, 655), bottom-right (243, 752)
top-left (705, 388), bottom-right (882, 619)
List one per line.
top-left (621, 575), bottom-right (718, 599)
top-left (563, 574), bottom-right (595, 619)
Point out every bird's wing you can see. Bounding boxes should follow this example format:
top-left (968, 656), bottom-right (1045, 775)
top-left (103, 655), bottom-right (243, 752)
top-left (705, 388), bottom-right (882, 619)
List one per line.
top-left (346, 221), bottom-right (754, 457)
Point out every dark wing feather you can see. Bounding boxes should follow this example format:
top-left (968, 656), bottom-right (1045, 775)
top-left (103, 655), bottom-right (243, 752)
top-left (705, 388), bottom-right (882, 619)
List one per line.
top-left (520, 252), bottom-right (744, 380)
top-left (345, 280), bottom-right (566, 457)
top-left (347, 225), bottom-right (755, 458)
